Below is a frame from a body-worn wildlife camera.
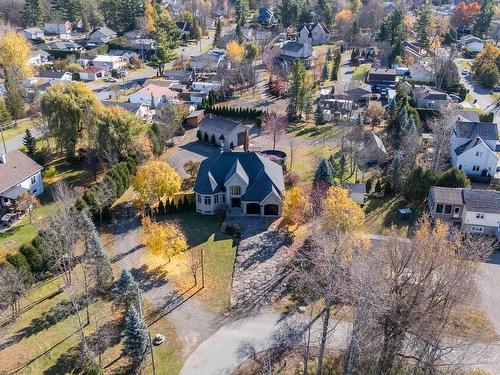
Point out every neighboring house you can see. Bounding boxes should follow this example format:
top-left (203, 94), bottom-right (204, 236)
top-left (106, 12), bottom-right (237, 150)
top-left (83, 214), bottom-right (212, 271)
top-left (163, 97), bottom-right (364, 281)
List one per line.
top-left (38, 70), bottom-right (73, 83)
top-left (92, 55), bottom-right (126, 71)
top-left (366, 68), bottom-right (397, 89)
top-left (0, 150), bottom-right (44, 209)
top-left (319, 87), bottom-right (333, 100)
top-left (128, 84), bottom-right (178, 107)
top-left (189, 50), bottom-right (226, 72)
top-left (194, 151), bottom-right (285, 216)
top-left (198, 114), bottom-right (246, 148)
top-left (333, 81), bottom-right (371, 103)
top-left (257, 7), bottom-right (277, 25)
top-left (185, 109), bottom-right (205, 127)
top-left (88, 26), bottom-right (117, 45)
top-left (278, 41), bottom-right (314, 68)
top-left (44, 20), bottom-right (72, 34)
top-left (428, 186), bottom-right (500, 237)
top-left (79, 66), bottom-right (106, 81)
top-left (28, 50), bottom-right (50, 66)
top-left (341, 183), bottom-right (366, 205)
top-left (130, 38), bottom-right (157, 53)
top-left (192, 81), bottom-right (222, 93)
top-left (460, 35), bottom-right (484, 53)
top-left (23, 27), bottom-right (44, 41)
top-left (408, 62), bottom-right (433, 83)
top-left (102, 101), bottom-right (152, 122)
top-left (190, 92), bottom-right (208, 104)
top-left (297, 23), bottom-right (330, 46)
top-left (163, 70), bottom-right (194, 84)
top-left (401, 41), bottom-right (423, 64)
top-left (412, 85), bottom-right (451, 109)
top-left (40, 40), bottom-right (82, 52)
top-left (363, 131), bottom-right (388, 165)
top-left (176, 22), bottom-right (192, 37)
top-left (450, 120), bottom-right (500, 178)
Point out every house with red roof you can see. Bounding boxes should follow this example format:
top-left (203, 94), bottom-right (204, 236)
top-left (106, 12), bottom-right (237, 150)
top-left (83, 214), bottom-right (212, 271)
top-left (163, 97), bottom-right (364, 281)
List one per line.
top-left (79, 66), bottom-right (106, 81)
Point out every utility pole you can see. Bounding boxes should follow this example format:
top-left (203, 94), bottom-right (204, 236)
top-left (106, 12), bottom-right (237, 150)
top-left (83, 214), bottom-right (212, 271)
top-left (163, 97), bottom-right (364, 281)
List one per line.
top-left (0, 121), bottom-right (6, 154)
top-left (136, 285), bottom-right (156, 375)
top-left (201, 248), bottom-right (205, 288)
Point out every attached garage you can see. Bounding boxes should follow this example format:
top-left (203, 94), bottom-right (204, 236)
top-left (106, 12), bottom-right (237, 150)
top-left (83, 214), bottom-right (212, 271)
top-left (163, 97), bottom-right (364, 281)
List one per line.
top-left (246, 203), bottom-right (261, 215)
top-left (263, 204), bottom-right (279, 216)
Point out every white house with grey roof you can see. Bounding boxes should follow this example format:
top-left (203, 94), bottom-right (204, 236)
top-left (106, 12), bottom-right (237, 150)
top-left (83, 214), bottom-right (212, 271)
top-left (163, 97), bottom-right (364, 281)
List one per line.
top-left (428, 186), bottom-right (500, 236)
top-left (412, 85), bottom-right (451, 109)
top-left (0, 150), bottom-right (44, 209)
top-left (279, 41), bottom-right (313, 68)
top-left (194, 151), bottom-right (285, 216)
top-left (88, 26), bottom-right (117, 45)
top-left (450, 120), bottom-right (500, 178)
top-left (297, 23), bottom-right (330, 46)
top-left (198, 114), bottom-right (247, 149)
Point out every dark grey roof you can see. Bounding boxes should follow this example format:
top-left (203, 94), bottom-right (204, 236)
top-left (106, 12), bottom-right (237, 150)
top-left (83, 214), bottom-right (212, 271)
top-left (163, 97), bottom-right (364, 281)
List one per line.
top-left (38, 70), bottom-right (69, 78)
top-left (281, 42), bottom-right (304, 53)
top-left (341, 183), bottom-right (366, 194)
top-left (454, 121), bottom-right (498, 141)
top-left (101, 101), bottom-right (144, 113)
top-left (367, 68), bottom-right (397, 83)
top-left (163, 70), bottom-right (193, 81)
top-left (430, 186), bottom-right (464, 206)
top-left (199, 114), bottom-right (246, 135)
top-left (186, 109), bottom-right (205, 119)
top-left (176, 22), bottom-right (192, 32)
top-left (452, 109), bottom-right (480, 123)
top-left (454, 137), bottom-right (490, 156)
top-left (300, 22), bottom-right (330, 34)
top-left (463, 189), bottom-right (500, 214)
top-left (194, 152), bottom-right (285, 201)
top-left (90, 26), bottom-right (116, 38)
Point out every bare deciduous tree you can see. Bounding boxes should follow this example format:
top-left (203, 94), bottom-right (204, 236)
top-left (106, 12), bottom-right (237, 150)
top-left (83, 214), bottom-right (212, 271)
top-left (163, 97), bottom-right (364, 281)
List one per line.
top-left (262, 112), bottom-right (287, 150)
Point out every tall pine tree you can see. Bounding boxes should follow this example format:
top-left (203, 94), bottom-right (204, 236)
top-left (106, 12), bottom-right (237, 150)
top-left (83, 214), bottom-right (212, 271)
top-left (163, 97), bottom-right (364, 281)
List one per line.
top-left (313, 158), bottom-right (334, 187)
top-left (213, 18), bottom-right (222, 47)
top-left (122, 306), bottom-right (149, 364)
top-left (473, 0), bottom-right (495, 38)
top-left (22, 0), bottom-right (44, 27)
top-left (113, 270), bottom-right (138, 310)
top-left (22, 129), bottom-right (37, 158)
top-left (321, 63), bottom-right (329, 81)
top-left (415, 1), bottom-right (432, 48)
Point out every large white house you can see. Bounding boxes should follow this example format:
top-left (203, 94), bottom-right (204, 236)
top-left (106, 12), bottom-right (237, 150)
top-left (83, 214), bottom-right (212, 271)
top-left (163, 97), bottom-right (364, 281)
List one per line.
top-left (92, 55), bottom-right (126, 71)
top-left (128, 84), bottom-right (178, 107)
top-left (450, 120), bottom-right (500, 178)
top-left (0, 150), bottom-right (44, 209)
top-left (194, 151), bottom-right (285, 216)
top-left (428, 186), bottom-right (500, 237)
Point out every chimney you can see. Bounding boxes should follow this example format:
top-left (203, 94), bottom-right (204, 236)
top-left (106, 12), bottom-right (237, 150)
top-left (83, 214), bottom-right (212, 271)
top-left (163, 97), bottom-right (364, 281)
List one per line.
top-left (0, 153), bottom-right (6, 164)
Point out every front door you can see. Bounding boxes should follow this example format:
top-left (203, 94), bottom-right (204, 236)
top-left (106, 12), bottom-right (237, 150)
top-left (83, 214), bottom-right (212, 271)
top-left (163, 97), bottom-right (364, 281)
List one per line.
top-left (231, 198), bottom-right (241, 208)
top-left (453, 206), bottom-right (460, 218)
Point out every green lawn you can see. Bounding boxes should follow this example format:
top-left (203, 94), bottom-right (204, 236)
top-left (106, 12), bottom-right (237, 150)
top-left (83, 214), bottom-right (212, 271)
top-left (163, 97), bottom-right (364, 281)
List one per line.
top-left (1, 120), bottom-right (34, 141)
top-left (352, 64), bottom-right (371, 82)
top-left (363, 195), bottom-right (421, 236)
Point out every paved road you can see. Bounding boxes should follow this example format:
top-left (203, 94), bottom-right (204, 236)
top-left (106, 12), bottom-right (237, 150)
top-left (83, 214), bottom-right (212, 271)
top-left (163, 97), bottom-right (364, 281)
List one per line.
top-left (3, 127), bottom-right (41, 153)
top-left (455, 58), bottom-right (499, 116)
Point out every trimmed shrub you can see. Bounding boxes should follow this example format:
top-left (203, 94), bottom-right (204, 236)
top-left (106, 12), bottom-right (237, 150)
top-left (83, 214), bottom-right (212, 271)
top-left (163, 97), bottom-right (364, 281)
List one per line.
top-left (20, 244), bottom-right (44, 274)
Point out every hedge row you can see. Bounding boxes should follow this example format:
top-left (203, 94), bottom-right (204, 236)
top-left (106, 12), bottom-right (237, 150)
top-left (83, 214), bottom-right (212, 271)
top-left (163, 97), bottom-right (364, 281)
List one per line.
top-left (158, 194), bottom-right (195, 215)
top-left (4, 236), bottom-right (53, 283)
top-left (75, 156), bottom-right (138, 221)
top-left (200, 105), bottom-right (264, 126)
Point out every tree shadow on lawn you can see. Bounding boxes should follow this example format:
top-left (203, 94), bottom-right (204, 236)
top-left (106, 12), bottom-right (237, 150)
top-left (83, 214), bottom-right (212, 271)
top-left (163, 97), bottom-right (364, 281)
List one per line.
top-left (130, 264), bottom-right (169, 293)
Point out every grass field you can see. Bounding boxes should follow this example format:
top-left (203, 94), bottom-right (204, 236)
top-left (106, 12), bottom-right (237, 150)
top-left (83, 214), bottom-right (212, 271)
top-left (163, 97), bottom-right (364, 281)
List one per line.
top-left (1, 120), bottom-right (34, 141)
top-left (352, 64), bottom-right (371, 82)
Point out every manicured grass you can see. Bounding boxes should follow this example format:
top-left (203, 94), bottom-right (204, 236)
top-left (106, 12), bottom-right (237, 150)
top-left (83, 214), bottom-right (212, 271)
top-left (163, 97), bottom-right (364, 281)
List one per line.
top-left (150, 212), bottom-right (237, 313)
top-left (352, 63), bottom-right (371, 82)
top-left (363, 195), bottom-right (421, 236)
top-left (1, 120), bottom-right (34, 141)
top-left (458, 60), bottom-right (473, 70)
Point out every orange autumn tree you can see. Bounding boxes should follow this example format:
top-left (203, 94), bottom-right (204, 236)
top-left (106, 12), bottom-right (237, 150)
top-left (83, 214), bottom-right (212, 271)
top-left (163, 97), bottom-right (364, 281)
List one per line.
top-left (450, 1), bottom-right (480, 28)
top-left (322, 186), bottom-right (364, 232)
top-left (141, 216), bottom-right (188, 262)
top-left (132, 160), bottom-right (181, 207)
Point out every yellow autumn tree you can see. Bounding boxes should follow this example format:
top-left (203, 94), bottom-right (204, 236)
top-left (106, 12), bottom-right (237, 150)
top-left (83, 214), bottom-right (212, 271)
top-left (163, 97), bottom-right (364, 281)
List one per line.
top-left (283, 187), bottom-right (308, 225)
top-left (141, 216), bottom-right (188, 261)
top-left (144, 0), bottom-right (158, 32)
top-left (133, 160), bottom-right (181, 205)
top-left (322, 186), bottom-right (364, 232)
top-left (226, 40), bottom-right (245, 65)
top-left (0, 31), bottom-right (33, 78)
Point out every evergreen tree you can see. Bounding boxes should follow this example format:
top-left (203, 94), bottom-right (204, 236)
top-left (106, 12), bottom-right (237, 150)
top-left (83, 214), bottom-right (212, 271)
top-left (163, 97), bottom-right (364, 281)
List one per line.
top-left (415, 1), bottom-right (432, 48)
top-left (85, 227), bottom-right (113, 292)
top-left (50, 0), bottom-right (67, 19)
top-left (326, 47), bottom-right (333, 62)
top-left (289, 60), bottom-right (313, 119)
top-left (213, 18), bottom-right (222, 47)
top-left (378, 8), bottom-right (406, 47)
top-left (313, 158), bottom-right (333, 187)
top-left (22, 129), bottom-right (37, 158)
top-left (473, 0), bottom-right (495, 38)
top-left (278, 0), bottom-right (298, 29)
top-left (235, 23), bottom-right (244, 44)
top-left (119, 0), bottom-right (146, 32)
top-left (122, 306), bottom-right (148, 364)
top-left (298, 2), bottom-right (312, 24)
top-left (375, 179), bottom-right (382, 193)
top-left (444, 26), bottom-right (458, 44)
top-left (22, 0), bottom-right (44, 27)
top-left (321, 63), bottom-right (329, 81)
top-left (190, 17), bottom-right (202, 41)
top-left (315, 101), bottom-right (325, 125)
top-left (390, 153), bottom-right (402, 191)
top-left (403, 166), bottom-right (434, 204)
top-left (235, 0), bottom-right (249, 26)
top-left (113, 270), bottom-right (138, 310)
top-left (4, 74), bottom-right (25, 120)
top-left (0, 99), bottom-right (11, 124)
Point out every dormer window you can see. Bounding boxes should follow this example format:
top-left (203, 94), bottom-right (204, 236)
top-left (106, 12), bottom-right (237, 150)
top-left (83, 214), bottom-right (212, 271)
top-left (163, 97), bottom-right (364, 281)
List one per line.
top-left (231, 186), bottom-right (241, 195)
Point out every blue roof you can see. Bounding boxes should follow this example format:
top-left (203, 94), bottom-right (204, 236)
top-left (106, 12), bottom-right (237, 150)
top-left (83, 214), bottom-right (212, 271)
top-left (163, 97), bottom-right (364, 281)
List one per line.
top-left (194, 152), bottom-right (285, 201)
